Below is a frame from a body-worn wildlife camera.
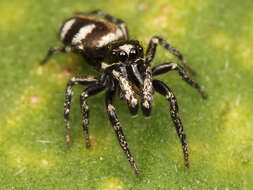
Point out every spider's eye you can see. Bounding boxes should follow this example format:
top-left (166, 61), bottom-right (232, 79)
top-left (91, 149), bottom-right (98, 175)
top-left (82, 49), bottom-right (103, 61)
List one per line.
top-left (138, 46), bottom-right (143, 53)
top-left (119, 51), bottom-right (128, 62)
top-left (111, 51), bottom-right (117, 57)
top-left (111, 51), bottom-right (118, 62)
top-left (137, 46), bottom-right (144, 57)
top-left (129, 48), bottom-right (138, 60)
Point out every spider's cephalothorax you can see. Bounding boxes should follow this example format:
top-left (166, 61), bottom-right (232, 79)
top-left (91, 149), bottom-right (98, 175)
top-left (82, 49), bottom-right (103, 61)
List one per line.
top-left (41, 10), bottom-right (207, 176)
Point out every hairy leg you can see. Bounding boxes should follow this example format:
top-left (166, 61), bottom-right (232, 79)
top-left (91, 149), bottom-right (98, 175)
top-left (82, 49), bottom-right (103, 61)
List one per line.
top-left (153, 79), bottom-right (189, 168)
top-left (40, 46), bottom-right (71, 65)
top-left (152, 62), bottom-right (207, 98)
top-left (64, 76), bottom-right (98, 147)
top-left (105, 87), bottom-right (139, 176)
top-left (146, 36), bottom-right (196, 75)
top-left (80, 84), bottom-right (105, 148)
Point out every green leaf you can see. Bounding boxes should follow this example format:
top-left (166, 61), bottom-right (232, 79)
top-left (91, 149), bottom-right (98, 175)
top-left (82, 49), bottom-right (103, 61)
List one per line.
top-left (0, 0), bottom-right (252, 189)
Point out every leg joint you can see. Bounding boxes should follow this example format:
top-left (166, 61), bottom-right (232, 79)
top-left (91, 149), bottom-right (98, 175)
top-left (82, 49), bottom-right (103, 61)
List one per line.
top-left (80, 91), bottom-right (88, 100)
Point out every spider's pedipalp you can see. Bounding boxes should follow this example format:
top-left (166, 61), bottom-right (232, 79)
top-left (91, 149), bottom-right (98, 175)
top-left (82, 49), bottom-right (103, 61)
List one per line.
top-left (141, 67), bottom-right (154, 117)
top-left (105, 88), bottom-right (139, 176)
top-left (112, 69), bottom-right (139, 115)
top-left (152, 62), bottom-right (207, 99)
top-left (153, 79), bottom-right (189, 168)
top-left (80, 84), bottom-right (105, 148)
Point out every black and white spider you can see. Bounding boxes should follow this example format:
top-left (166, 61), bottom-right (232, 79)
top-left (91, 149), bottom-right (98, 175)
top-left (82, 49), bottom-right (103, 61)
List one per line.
top-left (41, 10), bottom-right (207, 176)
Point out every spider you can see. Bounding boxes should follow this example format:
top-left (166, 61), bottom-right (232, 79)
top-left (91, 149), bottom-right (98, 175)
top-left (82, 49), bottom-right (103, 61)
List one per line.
top-left (40, 10), bottom-right (207, 176)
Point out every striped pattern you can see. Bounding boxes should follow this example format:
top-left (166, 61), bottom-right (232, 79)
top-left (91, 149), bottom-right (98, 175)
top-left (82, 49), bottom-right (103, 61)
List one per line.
top-left (97, 29), bottom-right (123, 47)
top-left (60, 19), bottom-right (75, 40)
top-left (72, 24), bottom-right (96, 45)
top-left (59, 16), bottom-right (123, 49)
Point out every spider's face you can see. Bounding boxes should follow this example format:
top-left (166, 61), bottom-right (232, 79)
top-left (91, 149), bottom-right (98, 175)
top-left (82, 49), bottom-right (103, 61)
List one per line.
top-left (106, 40), bottom-right (144, 64)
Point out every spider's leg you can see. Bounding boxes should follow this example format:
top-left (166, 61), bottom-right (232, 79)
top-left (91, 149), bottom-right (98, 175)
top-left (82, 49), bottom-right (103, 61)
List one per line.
top-left (153, 79), bottom-right (189, 168)
top-left (74, 10), bottom-right (129, 40)
top-left (146, 36), bottom-right (196, 75)
top-left (40, 46), bottom-right (71, 65)
top-left (80, 84), bottom-right (105, 148)
top-left (152, 62), bottom-right (207, 99)
top-left (112, 70), bottom-right (138, 116)
top-left (64, 76), bottom-right (98, 147)
top-left (105, 87), bottom-right (139, 176)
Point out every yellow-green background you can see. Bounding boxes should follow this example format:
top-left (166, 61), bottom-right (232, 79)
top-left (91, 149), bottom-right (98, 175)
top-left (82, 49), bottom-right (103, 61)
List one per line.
top-left (0, 0), bottom-right (252, 189)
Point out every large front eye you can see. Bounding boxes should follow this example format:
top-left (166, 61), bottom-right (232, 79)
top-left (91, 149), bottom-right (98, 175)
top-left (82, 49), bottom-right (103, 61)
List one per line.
top-left (119, 51), bottom-right (128, 62)
top-left (129, 48), bottom-right (138, 60)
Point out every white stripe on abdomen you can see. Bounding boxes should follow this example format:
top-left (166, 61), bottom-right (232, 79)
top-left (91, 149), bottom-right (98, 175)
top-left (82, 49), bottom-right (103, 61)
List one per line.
top-left (96, 28), bottom-right (123, 47)
top-left (72, 24), bottom-right (96, 45)
top-left (60, 19), bottom-right (76, 40)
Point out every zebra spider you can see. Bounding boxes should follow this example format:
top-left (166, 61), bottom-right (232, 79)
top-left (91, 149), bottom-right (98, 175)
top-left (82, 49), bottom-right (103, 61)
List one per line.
top-left (41, 10), bottom-right (207, 176)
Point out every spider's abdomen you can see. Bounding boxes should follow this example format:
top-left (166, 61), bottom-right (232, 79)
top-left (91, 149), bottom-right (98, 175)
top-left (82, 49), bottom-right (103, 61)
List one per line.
top-left (59, 15), bottom-right (124, 56)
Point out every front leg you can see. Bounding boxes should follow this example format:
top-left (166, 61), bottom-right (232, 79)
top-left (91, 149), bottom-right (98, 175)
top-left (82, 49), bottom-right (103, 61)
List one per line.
top-left (64, 76), bottom-right (98, 147)
top-left (153, 79), bottom-right (189, 168)
top-left (146, 36), bottom-right (196, 75)
top-left (105, 88), bottom-right (139, 176)
top-left (152, 62), bottom-right (207, 98)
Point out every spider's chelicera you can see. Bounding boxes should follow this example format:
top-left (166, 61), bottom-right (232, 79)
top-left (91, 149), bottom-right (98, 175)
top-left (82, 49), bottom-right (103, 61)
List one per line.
top-left (41, 10), bottom-right (207, 176)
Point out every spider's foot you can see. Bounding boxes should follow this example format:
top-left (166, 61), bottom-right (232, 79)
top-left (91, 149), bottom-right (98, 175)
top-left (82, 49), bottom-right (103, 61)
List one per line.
top-left (40, 58), bottom-right (48, 65)
top-left (185, 65), bottom-right (197, 76)
top-left (66, 142), bottom-right (70, 148)
top-left (66, 133), bottom-right (71, 148)
top-left (85, 140), bottom-right (91, 148)
top-left (133, 165), bottom-right (140, 176)
top-left (200, 88), bottom-right (208, 99)
top-left (184, 155), bottom-right (190, 168)
top-left (185, 160), bottom-right (190, 168)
